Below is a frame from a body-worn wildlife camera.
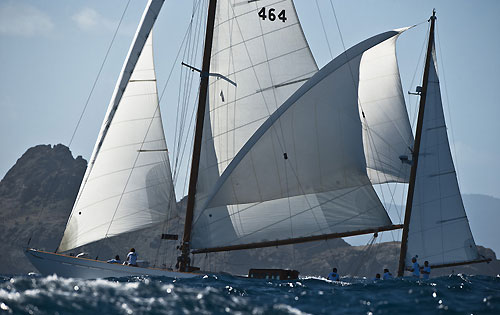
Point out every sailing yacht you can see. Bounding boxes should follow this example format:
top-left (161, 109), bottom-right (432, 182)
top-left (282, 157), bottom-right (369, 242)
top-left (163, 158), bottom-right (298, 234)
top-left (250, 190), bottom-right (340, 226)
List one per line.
top-left (25, 0), bottom-right (490, 279)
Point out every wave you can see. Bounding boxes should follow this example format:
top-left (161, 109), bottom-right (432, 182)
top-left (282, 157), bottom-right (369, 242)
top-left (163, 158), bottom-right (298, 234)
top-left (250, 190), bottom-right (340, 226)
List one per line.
top-left (1, 273), bottom-right (499, 314)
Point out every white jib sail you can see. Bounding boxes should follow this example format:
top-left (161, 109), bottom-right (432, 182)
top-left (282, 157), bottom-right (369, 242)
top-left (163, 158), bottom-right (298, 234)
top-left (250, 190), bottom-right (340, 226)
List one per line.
top-left (405, 43), bottom-right (479, 267)
top-left (59, 2), bottom-right (174, 252)
top-left (191, 30), bottom-right (404, 249)
top-left (358, 31), bottom-right (414, 184)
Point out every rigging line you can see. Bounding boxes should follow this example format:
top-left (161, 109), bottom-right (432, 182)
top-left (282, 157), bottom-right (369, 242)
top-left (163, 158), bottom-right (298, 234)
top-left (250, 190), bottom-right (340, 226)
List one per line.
top-left (173, 90), bottom-right (199, 187)
top-left (253, 2), bottom-right (292, 168)
top-left (315, 0), bottom-right (333, 59)
top-left (408, 26), bottom-right (429, 130)
top-left (227, 6), bottom-right (246, 233)
top-left (202, 189), bottom-right (387, 247)
top-left (176, 16), bottom-right (197, 166)
top-left (436, 23), bottom-right (461, 184)
top-left (100, 95), bottom-right (164, 251)
top-left (177, 0), bottom-right (206, 179)
top-left (349, 235), bottom-right (376, 276)
top-left (225, 3), bottom-right (287, 154)
top-left (68, 0), bottom-right (131, 148)
top-left (164, 0), bottom-right (202, 178)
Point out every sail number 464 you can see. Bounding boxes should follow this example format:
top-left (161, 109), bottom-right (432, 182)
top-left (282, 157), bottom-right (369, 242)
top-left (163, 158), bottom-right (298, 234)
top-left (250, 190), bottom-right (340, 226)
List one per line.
top-left (258, 7), bottom-right (287, 22)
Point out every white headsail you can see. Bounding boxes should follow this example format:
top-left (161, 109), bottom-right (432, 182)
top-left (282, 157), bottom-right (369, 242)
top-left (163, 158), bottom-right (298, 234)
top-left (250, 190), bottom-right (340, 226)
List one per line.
top-left (405, 43), bottom-right (479, 267)
top-left (358, 31), bottom-right (414, 184)
top-left (190, 29), bottom-right (407, 249)
top-left (59, 0), bottom-right (175, 252)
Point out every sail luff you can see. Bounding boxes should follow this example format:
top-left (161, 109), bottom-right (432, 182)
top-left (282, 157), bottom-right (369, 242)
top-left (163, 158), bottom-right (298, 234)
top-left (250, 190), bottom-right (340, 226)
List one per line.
top-left (179, 0), bottom-right (218, 272)
top-left (397, 10), bottom-right (435, 277)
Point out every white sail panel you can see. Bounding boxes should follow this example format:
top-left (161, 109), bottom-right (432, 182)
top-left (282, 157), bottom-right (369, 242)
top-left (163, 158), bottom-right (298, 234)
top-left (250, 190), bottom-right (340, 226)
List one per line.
top-left (405, 45), bottom-right (479, 267)
top-left (359, 34), bottom-right (413, 184)
top-left (208, 0), bottom-right (318, 174)
top-left (192, 184), bottom-right (390, 248)
top-left (193, 0), bottom-right (318, 237)
top-left (191, 31), bottom-right (401, 249)
top-left (59, 32), bottom-right (176, 252)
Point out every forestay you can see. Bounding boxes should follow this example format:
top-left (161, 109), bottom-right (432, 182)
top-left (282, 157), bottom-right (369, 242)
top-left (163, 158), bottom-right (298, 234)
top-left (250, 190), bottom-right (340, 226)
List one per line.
top-left (358, 31), bottom-right (413, 184)
top-left (191, 30), bottom-right (406, 249)
top-left (405, 44), bottom-right (479, 267)
top-left (59, 31), bottom-right (176, 252)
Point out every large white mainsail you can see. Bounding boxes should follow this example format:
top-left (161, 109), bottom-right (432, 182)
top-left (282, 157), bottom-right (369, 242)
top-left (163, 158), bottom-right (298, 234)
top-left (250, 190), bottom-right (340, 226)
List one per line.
top-left (195, 0), bottom-right (318, 206)
top-left (59, 1), bottom-right (175, 252)
top-left (404, 43), bottom-right (479, 267)
top-left (192, 0), bottom-right (319, 248)
top-left (191, 29), bottom-right (408, 249)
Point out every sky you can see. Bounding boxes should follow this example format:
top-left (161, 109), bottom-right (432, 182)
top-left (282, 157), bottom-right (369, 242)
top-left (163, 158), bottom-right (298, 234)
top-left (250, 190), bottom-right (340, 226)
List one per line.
top-left (1, 0), bottom-right (499, 205)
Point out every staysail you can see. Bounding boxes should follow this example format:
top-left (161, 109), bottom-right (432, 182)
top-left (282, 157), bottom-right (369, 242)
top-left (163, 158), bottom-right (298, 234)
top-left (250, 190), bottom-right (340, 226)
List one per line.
top-left (59, 1), bottom-right (174, 252)
top-left (404, 43), bottom-right (479, 267)
top-left (358, 30), bottom-right (414, 184)
top-left (191, 29), bottom-right (408, 250)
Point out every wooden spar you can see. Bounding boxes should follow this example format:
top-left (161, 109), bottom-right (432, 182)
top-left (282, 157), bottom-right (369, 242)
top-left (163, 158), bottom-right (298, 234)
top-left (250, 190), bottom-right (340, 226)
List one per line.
top-left (192, 224), bottom-right (403, 254)
top-left (430, 258), bottom-right (492, 270)
top-left (397, 10), bottom-right (436, 277)
top-left (179, 0), bottom-right (218, 272)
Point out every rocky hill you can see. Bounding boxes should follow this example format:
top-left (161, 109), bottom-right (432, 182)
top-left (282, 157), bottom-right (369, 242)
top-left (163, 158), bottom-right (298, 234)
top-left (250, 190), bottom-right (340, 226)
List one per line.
top-left (0, 144), bottom-right (498, 278)
top-left (0, 144), bottom-right (86, 274)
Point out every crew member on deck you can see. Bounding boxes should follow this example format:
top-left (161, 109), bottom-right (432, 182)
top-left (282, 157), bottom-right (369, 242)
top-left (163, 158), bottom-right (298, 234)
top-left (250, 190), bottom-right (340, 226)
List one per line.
top-left (383, 268), bottom-right (393, 280)
top-left (107, 255), bottom-right (121, 264)
top-left (124, 248), bottom-right (138, 267)
top-left (421, 261), bottom-right (431, 279)
top-left (327, 268), bottom-right (340, 281)
top-left (408, 257), bottom-right (420, 278)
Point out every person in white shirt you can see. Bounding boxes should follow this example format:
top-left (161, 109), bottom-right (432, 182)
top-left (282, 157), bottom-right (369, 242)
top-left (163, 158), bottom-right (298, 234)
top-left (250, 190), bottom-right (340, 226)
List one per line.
top-left (124, 248), bottom-right (138, 267)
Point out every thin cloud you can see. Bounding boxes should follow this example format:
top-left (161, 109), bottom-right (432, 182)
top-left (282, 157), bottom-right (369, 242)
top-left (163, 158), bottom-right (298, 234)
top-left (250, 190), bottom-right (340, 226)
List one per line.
top-left (0, 2), bottom-right (54, 37)
top-left (72, 7), bottom-right (116, 32)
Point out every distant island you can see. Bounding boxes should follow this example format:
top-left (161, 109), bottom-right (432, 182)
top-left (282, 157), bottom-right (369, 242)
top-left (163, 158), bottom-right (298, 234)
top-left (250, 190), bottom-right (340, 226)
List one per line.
top-left (0, 144), bottom-right (498, 277)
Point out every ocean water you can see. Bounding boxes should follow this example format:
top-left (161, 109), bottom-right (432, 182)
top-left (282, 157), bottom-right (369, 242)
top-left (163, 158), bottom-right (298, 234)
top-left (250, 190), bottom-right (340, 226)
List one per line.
top-left (0, 273), bottom-right (499, 314)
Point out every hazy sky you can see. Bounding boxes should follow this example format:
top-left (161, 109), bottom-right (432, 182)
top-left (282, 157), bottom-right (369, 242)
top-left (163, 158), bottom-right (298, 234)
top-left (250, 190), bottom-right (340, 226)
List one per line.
top-left (1, 0), bottom-right (499, 203)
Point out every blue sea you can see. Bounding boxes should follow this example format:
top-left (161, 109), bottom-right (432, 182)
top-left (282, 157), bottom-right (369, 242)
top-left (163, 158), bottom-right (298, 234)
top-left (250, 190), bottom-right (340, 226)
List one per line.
top-left (0, 273), bottom-right (499, 314)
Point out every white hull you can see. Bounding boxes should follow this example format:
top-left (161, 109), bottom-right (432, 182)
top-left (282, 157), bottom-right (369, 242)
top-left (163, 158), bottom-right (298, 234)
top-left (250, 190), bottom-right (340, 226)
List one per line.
top-left (25, 249), bottom-right (199, 279)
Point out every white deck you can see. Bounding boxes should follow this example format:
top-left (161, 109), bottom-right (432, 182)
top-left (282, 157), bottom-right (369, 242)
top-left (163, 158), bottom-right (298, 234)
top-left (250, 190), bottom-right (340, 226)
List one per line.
top-left (25, 249), bottom-right (200, 279)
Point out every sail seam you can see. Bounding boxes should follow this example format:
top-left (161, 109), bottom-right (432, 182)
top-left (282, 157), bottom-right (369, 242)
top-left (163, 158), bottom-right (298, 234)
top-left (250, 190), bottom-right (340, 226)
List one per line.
top-left (75, 178), bottom-right (172, 212)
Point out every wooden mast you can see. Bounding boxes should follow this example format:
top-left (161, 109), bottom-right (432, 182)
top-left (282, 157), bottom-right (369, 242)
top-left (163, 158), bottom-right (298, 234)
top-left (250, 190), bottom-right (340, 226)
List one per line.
top-left (397, 9), bottom-right (437, 277)
top-left (179, 0), bottom-right (218, 272)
